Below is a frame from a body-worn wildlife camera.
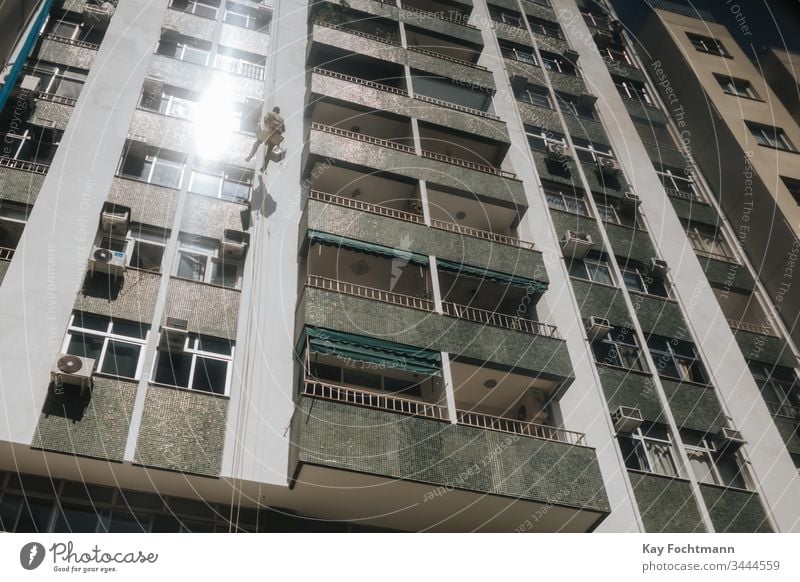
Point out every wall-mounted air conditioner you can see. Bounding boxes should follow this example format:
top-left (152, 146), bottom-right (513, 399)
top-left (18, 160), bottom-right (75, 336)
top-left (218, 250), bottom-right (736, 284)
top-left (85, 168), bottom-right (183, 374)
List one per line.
top-left (83, 2), bottom-right (115, 30)
top-left (597, 156), bottom-right (620, 176)
top-left (100, 203), bottom-right (130, 235)
top-left (715, 428), bottom-right (746, 452)
top-left (546, 142), bottom-right (571, 161)
top-left (221, 229), bottom-right (249, 260)
top-left (594, 30), bottom-right (613, 48)
top-left (160, 24), bottom-right (181, 42)
top-left (649, 258), bottom-right (669, 277)
top-left (159, 317), bottom-right (189, 351)
top-left (585, 316), bottom-right (613, 340)
top-left (612, 406), bottom-right (643, 433)
top-left (579, 93), bottom-right (597, 108)
top-left (622, 191), bottom-right (641, 207)
top-left (89, 246), bottom-right (126, 277)
top-left (51, 354), bottom-right (94, 395)
top-left (563, 48), bottom-right (579, 62)
top-left (560, 230), bottom-right (593, 259)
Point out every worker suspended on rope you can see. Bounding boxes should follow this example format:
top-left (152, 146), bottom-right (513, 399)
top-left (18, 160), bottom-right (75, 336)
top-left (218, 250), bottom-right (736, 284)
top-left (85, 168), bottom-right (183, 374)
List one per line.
top-left (245, 106), bottom-right (286, 169)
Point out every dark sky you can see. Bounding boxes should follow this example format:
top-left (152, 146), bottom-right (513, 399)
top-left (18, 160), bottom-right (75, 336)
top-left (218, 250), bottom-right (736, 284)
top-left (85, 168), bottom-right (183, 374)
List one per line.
top-left (611, 0), bottom-right (800, 58)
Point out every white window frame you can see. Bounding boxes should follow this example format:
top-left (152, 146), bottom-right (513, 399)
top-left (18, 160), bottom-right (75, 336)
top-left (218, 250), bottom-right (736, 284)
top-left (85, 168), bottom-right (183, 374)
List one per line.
top-left (519, 85), bottom-right (551, 108)
top-left (170, 0), bottom-right (220, 19)
top-left (188, 166), bottom-right (252, 203)
top-left (716, 75), bottom-right (757, 99)
top-left (615, 79), bottom-right (652, 105)
top-left (152, 334), bottom-right (235, 396)
top-left (63, 313), bottom-right (149, 380)
top-left (747, 122), bottom-right (795, 151)
top-left (684, 434), bottom-right (750, 489)
top-left (688, 33), bottom-right (728, 57)
top-left (176, 236), bottom-right (243, 289)
top-left (621, 426), bottom-right (680, 477)
top-left (223, 3), bottom-right (266, 30)
top-left (120, 151), bottom-right (185, 189)
top-left (175, 41), bottom-right (210, 65)
top-left (601, 45), bottom-right (633, 66)
top-left (685, 222), bottom-right (735, 261)
top-left (572, 138), bottom-right (614, 163)
top-left (101, 226), bottom-right (168, 273)
top-left (525, 126), bottom-right (567, 151)
top-left (541, 53), bottom-right (576, 75)
top-left (30, 64), bottom-right (87, 99)
top-left (657, 167), bottom-right (701, 200)
top-left (545, 186), bottom-right (589, 216)
top-left (620, 263), bottom-right (668, 298)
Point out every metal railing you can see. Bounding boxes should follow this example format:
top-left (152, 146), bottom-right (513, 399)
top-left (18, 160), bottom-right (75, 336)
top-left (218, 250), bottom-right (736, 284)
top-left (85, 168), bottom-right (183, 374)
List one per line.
top-left (692, 247), bottom-right (738, 263)
top-left (312, 67), bottom-right (408, 96)
top-left (420, 149), bottom-right (516, 178)
top-left (396, 2), bottom-right (477, 29)
top-left (37, 92), bottom-right (78, 106)
top-left (727, 318), bottom-right (776, 336)
top-left (430, 218), bottom-right (534, 250)
top-left (442, 301), bottom-right (560, 338)
top-left (313, 20), bottom-right (401, 46)
top-left (406, 46), bottom-right (488, 71)
top-left (311, 122), bottom-right (415, 153)
top-left (309, 190), bottom-right (424, 224)
top-left (456, 410), bottom-right (586, 445)
top-left (303, 379), bottom-right (449, 421)
top-left (0, 247), bottom-right (15, 261)
top-left (662, 186), bottom-right (706, 204)
top-left (765, 401), bottom-right (800, 420)
top-left (307, 274), bottom-right (434, 311)
top-left (413, 92), bottom-right (500, 120)
top-left (41, 33), bottom-right (100, 50)
top-left (0, 156), bottom-right (49, 174)
top-left (214, 55), bottom-right (265, 80)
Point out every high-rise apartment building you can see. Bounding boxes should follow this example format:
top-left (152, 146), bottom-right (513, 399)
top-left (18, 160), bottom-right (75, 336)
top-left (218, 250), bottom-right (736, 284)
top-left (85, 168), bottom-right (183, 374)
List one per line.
top-left (0, 0), bottom-right (797, 533)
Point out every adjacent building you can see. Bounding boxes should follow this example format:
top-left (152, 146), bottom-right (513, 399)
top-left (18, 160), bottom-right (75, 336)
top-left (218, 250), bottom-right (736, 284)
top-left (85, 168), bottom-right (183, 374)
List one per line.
top-left (0, 0), bottom-right (797, 533)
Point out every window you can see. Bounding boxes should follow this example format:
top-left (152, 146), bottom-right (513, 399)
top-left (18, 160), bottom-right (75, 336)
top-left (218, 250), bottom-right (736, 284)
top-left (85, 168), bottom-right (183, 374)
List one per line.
top-left (687, 33), bottom-right (729, 57)
top-left (556, 92), bottom-right (594, 119)
top-left (223, 2), bottom-right (271, 31)
top-left (581, 10), bottom-right (609, 28)
top-left (489, 8), bottom-right (524, 28)
top-left (499, 42), bottom-right (536, 65)
top-left (28, 63), bottom-right (88, 100)
top-left (0, 202), bottom-right (29, 254)
top-left (746, 122), bottom-right (796, 152)
top-left (600, 44), bottom-right (633, 66)
top-left (0, 127), bottom-right (60, 165)
top-left (45, 15), bottom-right (104, 45)
top-left (153, 334), bottom-right (234, 395)
top-left (169, 0), bottom-right (220, 19)
top-left (593, 327), bottom-right (646, 371)
top-left (715, 74), bottom-right (759, 99)
top-left (525, 125), bottom-right (566, 152)
top-left (138, 85), bottom-right (198, 120)
top-left (685, 222), bottom-right (735, 261)
top-left (540, 52), bottom-right (578, 76)
top-left (528, 16), bottom-right (562, 39)
top-left (544, 183), bottom-right (589, 216)
top-left (657, 167), bottom-right (701, 201)
top-left (120, 148), bottom-right (185, 189)
top-left (683, 431), bottom-right (749, 489)
top-left (619, 261), bottom-right (669, 298)
top-left (156, 36), bottom-right (211, 66)
top-left (782, 177), bottom-right (800, 205)
top-left (614, 77), bottom-right (652, 105)
top-left (176, 235), bottom-right (242, 289)
top-left (749, 362), bottom-right (800, 418)
top-left (648, 335), bottom-right (708, 384)
top-left (309, 361), bottom-right (422, 398)
top-left (572, 137), bottom-right (614, 163)
top-left (189, 161), bottom-right (253, 203)
top-left (593, 195), bottom-right (639, 228)
top-left (100, 224), bottom-right (168, 272)
top-left (619, 424), bottom-right (679, 477)
top-left (214, 46), bottom-right (266, 80)
top-left (568, 251), bottom-right (614, 285)
top-left (517, 84), bottom-right (551, 108)
top-left (63, 313), bottom-right (149, 379)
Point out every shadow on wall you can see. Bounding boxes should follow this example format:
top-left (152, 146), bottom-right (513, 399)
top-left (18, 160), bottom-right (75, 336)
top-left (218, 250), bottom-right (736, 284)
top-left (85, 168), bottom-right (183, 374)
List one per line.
top-left (40, 383), bottom-right (92, 422)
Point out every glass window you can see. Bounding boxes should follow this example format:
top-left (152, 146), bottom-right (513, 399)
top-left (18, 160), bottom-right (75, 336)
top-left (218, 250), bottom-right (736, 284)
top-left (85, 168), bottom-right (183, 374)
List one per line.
top-left (541, 52), bottom-right (577, 75)
top-left (528, 16), bottom-right (562, 38)
top-left (647, 335), bottom-right (708, 384)
top-left (223, 2), bottom-right (270, 31)
top-left (157, 36), bottom-right (211, 66)
top-left (685, 222), bottom-right (735, 260)
top-left (556, 92), bottom-right (594, 118)
top-left (544, 184), bottom-right (589, 215)
top-left (120, 149), bottom-right (185, 189)
top-left (614, 77), bottom-right (652, 105)
top-left (657, 167), bottom-right (702, 201)
top-left (746, 122), bottom-right (796, 151)
top-left (749, 362), bottom-right (800, 418)
top-left (518, 84), bottom-right (551, 108)
top-left (176, 235), bottom-right (242, 289)
top-left (619, 424), bottom-right (679, 477)
top-left (189, 162), bottom-right (252, 203)
top-left (63, 313), bottom-right (149, 380)
top-left (782, 176), bottom-right (800, 205)
top-left (499, 42), bottom-right (536, 65)
top-left (683, 431), bottom-right (749, 489)
top-left (153, 334), bottom-right (234, 395)
top-left (572, 137), bottom-right (614, 163)
top-left (715, 75), bottom-right (758, 99)
top-left (593, 327), bottom-right (646, 371)
top-left (525, 125), bottom-right (567, 152)
top-left (687, 33), bottom-right (729, 57)
top-left (619, 262), bottom-right (669, 298)
top-left (569, 252), bottom-right (614, 285)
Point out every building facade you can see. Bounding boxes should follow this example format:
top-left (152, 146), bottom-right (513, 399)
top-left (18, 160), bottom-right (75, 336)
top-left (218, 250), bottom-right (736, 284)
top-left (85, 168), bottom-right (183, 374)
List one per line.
top-left (0, 0), bottom-right (797, 532)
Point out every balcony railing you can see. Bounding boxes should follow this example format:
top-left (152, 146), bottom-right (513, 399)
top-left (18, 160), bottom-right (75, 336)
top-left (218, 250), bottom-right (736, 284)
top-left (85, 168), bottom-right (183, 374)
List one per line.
top-left (430, 217), bottom-right (534, 250)
top-left (406, 45), bottom-right (488, 71)
top-left (397, 3), bottom-right (477, 29)
top-left (662, 185), bottom-right (706, 204)
top-left (727, 318), bottom-right (776, 336)
top-left (0, 247), bottom-right (15, 261)
top-left (692, 246), bottom-right (738, 263)
top-left (309, 190), bottom-right (424, 224)
top-left (312, 67), bottom-right (409, 96)
top-left (214, 55), bottom-right (266, 80)
top-left (0, 156), bottom-right (49, 174)
top-left (413, 93), bottom-right (500, 121)
top-left (37, 92), bottom-right (78, 107)
top-left (765, 401), bottom-right (800, 420)
top-left (456, 410), bottom-right (586, 445)
top-left (41, 32), bottom-right (100, 50)
top-left (442, 301), bottom-right (559, 338)
top-left (311, 122), bottom-right (516, 178)
top-left (307, 274), bottom-right (434, 311)
top-left (303, 379), bottom-right (449, 421)
top-left (314, 19), bottom-right (401, 46)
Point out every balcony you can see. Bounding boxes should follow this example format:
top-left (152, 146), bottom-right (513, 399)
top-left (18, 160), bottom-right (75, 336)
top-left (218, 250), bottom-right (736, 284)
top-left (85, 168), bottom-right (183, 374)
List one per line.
top-left (713, 288), bottom-right (776, 337)
top-left (400, 0), bottom-right (475, 28)
top-left (404, 25), bottom-right (483, 69)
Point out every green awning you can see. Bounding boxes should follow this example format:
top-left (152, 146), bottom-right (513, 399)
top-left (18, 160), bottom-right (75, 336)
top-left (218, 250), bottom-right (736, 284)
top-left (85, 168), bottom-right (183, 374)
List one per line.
top-left (436, 258), bottom-right (548, 292)
top-left (308, 230), bottom-right (429, 265)
top-left (301, 326), bottom-right (441, 376)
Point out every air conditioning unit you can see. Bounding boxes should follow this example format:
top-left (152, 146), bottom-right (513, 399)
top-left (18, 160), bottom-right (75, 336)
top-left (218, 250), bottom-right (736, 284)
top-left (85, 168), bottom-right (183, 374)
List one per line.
top-left (563, 48), bottom-right (579, 62)
top-left (622, 191), bottom-right (641, 207)
top-left (100, 203), bottom-right (130, 235)
top-left (221, 229), bottom-right (249, 260)
top-left (160, 24), bottom-right (181, 42)
top-left (715, 428), bottom-right (746, 452)
top-left (546, 142), bottom-right (571, 161)
top-left (125, 134), bottom-right (148, 159)
top-left (594, 30), bottom-right (613, 48)
top-left (560, 230), bottom-right (593, 259)
top-left (579, 93), bottom-right (597, 108)
top-left (83, 2), bottom-right (115, 30)
top-left (89, 246), bottom-right (126, 277)
top-left (12, 74), bottom-right (41, 109)
top-left (612, 406), bottom-right (643, 433)
top-left (597, 156), bottom-right (620, 176)
top-left (50, 354), bottom-right (94, 396)
top-left (159, 317), bottom-right (189, 351)
top-left (585, 316), bottom-right (613, 340)
top-left (31, 116), bottom-right (56, 128)
top-left (649, 258), bottom-right (669, 277)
